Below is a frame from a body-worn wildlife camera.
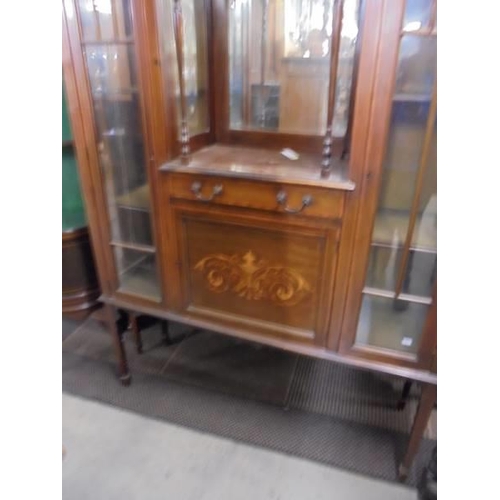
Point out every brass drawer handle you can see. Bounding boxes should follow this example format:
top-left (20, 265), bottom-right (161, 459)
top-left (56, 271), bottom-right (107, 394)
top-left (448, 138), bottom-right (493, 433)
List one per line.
top-left (191, 181), bottom-right (223, 202)
top-left (276, 191), bottom-right (313, 213)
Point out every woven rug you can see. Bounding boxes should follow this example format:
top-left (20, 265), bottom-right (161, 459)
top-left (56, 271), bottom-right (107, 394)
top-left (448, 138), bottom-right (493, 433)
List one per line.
top-left (62, 316), bottom-right (436, 488)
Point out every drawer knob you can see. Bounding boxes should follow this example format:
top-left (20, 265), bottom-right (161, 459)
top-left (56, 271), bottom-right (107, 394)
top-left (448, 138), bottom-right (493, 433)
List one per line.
top-left (276, 191), bottom-right (313, 214)
top-left (191, 181), bottom-right (223, 202)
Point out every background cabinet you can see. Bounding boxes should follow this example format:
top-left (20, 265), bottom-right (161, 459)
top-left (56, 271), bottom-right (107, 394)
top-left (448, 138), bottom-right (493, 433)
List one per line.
top-left (62, 82), bottom-right (100, 319)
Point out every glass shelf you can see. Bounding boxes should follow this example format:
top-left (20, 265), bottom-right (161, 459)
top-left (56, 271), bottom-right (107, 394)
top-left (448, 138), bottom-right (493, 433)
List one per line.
top-left (393, 93), bottom-right (432, 103)
top-left (111, 240), bottom-right (155, 253)
top-left (372, 210), bottom-right (436, 253)
top-left (82, 38), bottom-right (135, 45)
top-left (93, 87), bottom-right (139, 98)
top-left (115, 184), bottom-right (151, 212)
top-left (362, 287), bottom-right (433, 305)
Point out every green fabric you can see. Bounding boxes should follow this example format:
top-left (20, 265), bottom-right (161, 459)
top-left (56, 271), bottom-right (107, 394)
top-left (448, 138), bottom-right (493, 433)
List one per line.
top-left (62, 83), bottom-right (87, 231)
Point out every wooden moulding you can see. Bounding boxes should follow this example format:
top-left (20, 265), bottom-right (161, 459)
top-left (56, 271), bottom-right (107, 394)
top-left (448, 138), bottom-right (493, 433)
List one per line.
top-left (100, 293), bottom-right (437, 385)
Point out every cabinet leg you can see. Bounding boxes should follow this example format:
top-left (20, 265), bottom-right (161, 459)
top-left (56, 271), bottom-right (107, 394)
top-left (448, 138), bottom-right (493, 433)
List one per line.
top-left (396, 380), bottom-right (413, 411)
top-left (398, 383), bottom-right (436, 480)
top-left (161, 320), bottom-right (172, 345)
top-left (129, 313), bottom-right (143, 354)
top-left (104, 304), bottom-right (131, 386)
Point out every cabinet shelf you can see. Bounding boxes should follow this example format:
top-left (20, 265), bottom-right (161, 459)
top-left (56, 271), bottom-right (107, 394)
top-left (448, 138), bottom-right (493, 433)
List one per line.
top-left (372, 211), bottom-right (436, 253)
top-left (92, 88), bottom-right (139, 100)
top-left (110, 240), bottom-right (155, 253)
top-left (115, 184), bottom-right (151, 211)
top-left (82, 38), bottom-right (135, 46)
top-left (393, 93), bottom-right (432, 103)
top-left (362, 286), bottom-right (432, 305)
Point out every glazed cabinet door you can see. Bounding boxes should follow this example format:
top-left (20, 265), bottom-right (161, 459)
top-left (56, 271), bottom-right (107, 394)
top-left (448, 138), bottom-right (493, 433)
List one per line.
top-left (63, 0), bottom-right (162, 304)
top-left (169, 202), bottom-right (340, 346)
top-left (339, 0), bottom-right (437, 368)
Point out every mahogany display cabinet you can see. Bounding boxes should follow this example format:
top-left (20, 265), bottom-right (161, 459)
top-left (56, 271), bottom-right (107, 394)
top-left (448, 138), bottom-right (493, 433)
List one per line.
top-left (62, 0), bottom-right (437, 478)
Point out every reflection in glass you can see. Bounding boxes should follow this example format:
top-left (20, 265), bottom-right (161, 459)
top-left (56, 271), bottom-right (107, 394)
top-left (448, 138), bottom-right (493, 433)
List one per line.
top-left (78, 0), bottom-right (160, 301)
top-left (78, 0), bottom-right (133, 41)
top-left (366, 246), bottom-right (436, 297)
top-left (84, 44), bottom-right (151, 247)
top-left (402, 0), bottom-right (433, 32)
top-left (395, 35), bottom-right (436, 98)
top-left (356, 295), bottom-right (428, 354)
top-left (181, 0), bottom-right (210, 135)
top-left (115, 248), bottom-right (161, 301)
top-left (332, 0), bottom-right (359, 136)
top-left (229, 0), bottom-right (359, 136)
top-left (155, 0), bottom-right (210, 137)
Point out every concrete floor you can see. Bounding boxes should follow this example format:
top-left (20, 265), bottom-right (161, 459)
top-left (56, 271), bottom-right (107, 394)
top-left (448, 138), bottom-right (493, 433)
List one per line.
top-left (62, 394), bottom-right (418, 500)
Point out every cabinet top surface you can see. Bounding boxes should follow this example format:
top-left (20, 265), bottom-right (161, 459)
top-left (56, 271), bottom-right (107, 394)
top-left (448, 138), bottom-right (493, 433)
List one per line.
top-left (161, 145), bottom-right (355, 190)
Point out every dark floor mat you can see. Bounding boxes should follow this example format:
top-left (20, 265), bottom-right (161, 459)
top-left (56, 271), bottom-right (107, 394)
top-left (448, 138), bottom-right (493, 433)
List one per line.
top-left (62, 317), bottom-right (435, 488)
top-left (162, 330), bottom-right (298, 405)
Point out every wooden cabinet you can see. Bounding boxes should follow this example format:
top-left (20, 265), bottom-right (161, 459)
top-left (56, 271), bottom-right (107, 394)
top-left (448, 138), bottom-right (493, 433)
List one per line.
top-left (63, 0), bottom-right (437, 477)
top-left (164, 171), bottom-right (343, 346)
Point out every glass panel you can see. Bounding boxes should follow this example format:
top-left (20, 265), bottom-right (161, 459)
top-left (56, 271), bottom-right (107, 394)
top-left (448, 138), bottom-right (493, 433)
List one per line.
top-left (182, 0), bottom-right (210, 135)
top-left (356, 295), bottom-right (428, 354)
top-left (229, 0), bottom-right (359, 135)
top-left (115, 248), bottom-right (161, 301)
top-left (401, 118), bottom-right (437, 297)
top-left (78, 1), bottom-right (160, 300)
top-left (84, 43), bottom-right (152, 246)
top-left (395, 35), bottom-right (436, 98)
top-left (78, 0), bottom-right (133, 41)
top-left (366, 247), bottom-right (436, 297)
top-left (62, 84), bottom-right (86, 231)
top-left (402, 0), bottom-right (433, 32)
top-left (155, 0), bottom-right (209, 137)
top-left (354, 31), bottom-right (436, 354)
top-left (62, 150), bottom-right (87, 231)
top-left (332, 0), bottom-right (360, 137)
top-left (85, 44), bottom-right (138, 95)
top-left (375, 101), bottom-right (431, 246)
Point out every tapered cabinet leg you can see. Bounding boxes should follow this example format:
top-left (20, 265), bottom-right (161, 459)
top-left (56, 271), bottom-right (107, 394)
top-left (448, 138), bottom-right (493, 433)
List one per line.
top-left (161, 320), bottom-right (172, 345)
top-left (104, 304), bottom-right (131, 386)
top-left (129, 313), bottom-right (143, 354)
top-left (398, 383), bottom-right (436, 480)
top-left (397, 380), bottom-right (413, 411)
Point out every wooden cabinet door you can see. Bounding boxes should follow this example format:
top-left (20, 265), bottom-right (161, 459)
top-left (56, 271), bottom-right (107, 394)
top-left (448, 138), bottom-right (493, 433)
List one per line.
top-left (337, 0), bottom-right (437, 369)
top-left (170, 203), bottom-right (340, 346)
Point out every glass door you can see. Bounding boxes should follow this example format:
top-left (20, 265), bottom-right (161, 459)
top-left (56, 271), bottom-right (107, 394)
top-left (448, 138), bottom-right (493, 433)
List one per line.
top-left (74, 0), bottom-right (161, 301)
top-left (353, 0), bottom-right (437, 356)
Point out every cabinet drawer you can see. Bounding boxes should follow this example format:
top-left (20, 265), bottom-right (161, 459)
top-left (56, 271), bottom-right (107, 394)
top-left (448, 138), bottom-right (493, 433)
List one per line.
top-left (169, 173), bottom-right (343, 219)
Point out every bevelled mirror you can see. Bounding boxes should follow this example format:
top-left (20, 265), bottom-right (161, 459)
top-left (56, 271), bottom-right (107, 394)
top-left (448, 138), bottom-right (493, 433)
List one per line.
top-left (228, 0), bottom-right (360, 139)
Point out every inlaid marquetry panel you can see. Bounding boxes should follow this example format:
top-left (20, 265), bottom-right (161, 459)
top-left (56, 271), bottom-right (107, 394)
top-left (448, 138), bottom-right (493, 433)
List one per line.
top-left (194, 250), bottom-right (312, 306)
top-left (178, 215), bottom-right (334, 343)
